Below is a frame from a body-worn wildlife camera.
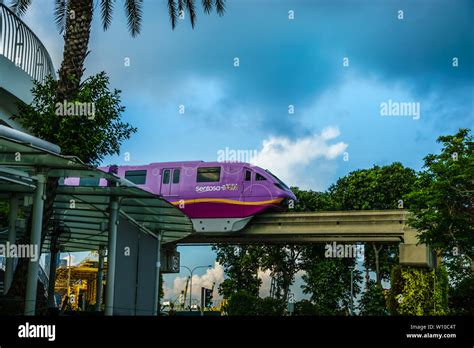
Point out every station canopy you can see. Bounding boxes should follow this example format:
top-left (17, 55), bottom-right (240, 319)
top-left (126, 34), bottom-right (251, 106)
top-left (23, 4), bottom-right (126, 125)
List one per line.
top-left (0, 133), bottom-right (194, 252)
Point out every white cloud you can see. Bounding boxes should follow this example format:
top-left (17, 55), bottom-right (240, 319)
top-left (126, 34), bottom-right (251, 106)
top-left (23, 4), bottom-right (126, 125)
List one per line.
top-left (258, 269), bottom-right (272, 297)
top-left (61, 254), bottom-right (77, 266)
top-left (251, 127), bottom-right (348, 188)
top-left (164, 264), bottom-right (312, 305)
top-left (163, 262), bottom-right (225, 306)
top-left (258, 269), bottom-right (310, 301)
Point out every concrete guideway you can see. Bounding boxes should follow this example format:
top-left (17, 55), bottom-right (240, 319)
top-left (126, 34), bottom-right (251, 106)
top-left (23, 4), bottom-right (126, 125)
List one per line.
top-left (179, 210), bottom-right (434, 268)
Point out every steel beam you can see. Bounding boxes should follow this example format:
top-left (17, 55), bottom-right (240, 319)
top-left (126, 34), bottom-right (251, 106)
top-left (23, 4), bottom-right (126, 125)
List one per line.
top-left (104, 198), bottom-right (119, 316)
top-left (95, 246), bottom-right (105, 312)
top-left (24, 173), bottom-right (46, 315)
top-left (153, 232), bottom-right (162, 316)
top-left (4, 194), bottom-right (18, 294)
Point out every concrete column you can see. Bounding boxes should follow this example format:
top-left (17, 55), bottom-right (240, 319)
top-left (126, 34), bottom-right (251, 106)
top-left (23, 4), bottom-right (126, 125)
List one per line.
top-left (24, 173), bottom-right (46, 316)
top-left (153, 231), bottom-right (162, 316)
top-left (399, 227), bottom-right (433, 268)
top-left (104, 198), bottom-right (119, 316)
top-left (95, 246), bottom-right (105, 312)
top-left (4, 194), bottom-right (19, 294)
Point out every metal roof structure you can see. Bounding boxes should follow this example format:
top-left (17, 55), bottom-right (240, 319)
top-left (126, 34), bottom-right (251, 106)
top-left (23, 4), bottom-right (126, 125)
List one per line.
top-left (0, 127), bottom-right (195, 315)
top-left (0, 131), bottom-right (194, 251)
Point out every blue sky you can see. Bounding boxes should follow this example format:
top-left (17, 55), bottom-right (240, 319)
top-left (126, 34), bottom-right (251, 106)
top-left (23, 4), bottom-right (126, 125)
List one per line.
top-left (22, 0), bottom-right (473, 302)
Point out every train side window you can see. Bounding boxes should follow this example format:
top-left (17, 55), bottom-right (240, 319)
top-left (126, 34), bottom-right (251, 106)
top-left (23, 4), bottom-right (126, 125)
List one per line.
top-left (172, 169), bottom-right (180, 184)
top-left (256, 173), bottom-right (267, 181)
top-left (125, 170), bottom-right (147, 185)
top-left (79, 177), bottom-right (100, 186)
top-left (197, 167), bottom-right (221, 182)
top-left (245, 170), bottom-right (251, 181)
top-left (163, 169), bottom-right (170, 184)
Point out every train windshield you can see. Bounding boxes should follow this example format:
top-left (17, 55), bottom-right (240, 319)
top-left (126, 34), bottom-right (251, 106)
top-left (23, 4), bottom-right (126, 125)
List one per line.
top-left (265, 170), bottom-right (290, 190)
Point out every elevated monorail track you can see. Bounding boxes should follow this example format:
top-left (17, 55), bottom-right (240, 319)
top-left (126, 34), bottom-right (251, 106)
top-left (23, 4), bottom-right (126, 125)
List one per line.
top-left (179, 210), bottom-right (414, 244)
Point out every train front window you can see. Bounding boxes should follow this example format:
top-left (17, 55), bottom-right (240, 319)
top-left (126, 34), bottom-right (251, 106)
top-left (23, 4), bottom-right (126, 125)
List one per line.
top-left (265, 169), bottom-right (290, 190)
top-left (163, 169), bottom-right (170, 184)
top-left (245, 170), bottom-right (251, 181)
top-left (125, 170), bottom-right (147, 185)
top-left (256, 173), bottom-right (267, 181)
top-left (197, 167), bottom-right (221, 182)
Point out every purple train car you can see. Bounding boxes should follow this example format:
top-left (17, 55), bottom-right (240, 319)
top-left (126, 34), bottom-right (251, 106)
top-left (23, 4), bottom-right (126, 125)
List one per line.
top-left (101, 161), bottom-right (296, 232)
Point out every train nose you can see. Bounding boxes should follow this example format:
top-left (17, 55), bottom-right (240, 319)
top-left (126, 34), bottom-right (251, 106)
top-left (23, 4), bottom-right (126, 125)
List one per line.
top-left (288, 190), bottom-right (297, 202)
top-left (282, 191), bottom-right (297, 208)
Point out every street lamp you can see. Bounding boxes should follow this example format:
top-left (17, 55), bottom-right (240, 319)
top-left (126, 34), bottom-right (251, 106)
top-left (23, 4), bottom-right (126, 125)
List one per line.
top-left (349, 265), bottom-right (355, 316)
top-left (180, 264), bottom-right (212, 310)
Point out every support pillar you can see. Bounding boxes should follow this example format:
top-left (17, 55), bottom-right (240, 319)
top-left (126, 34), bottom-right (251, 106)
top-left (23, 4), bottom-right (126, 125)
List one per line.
top-left (4, 194), bottom-right (19, 294)
top-left (24, 173), bottom-right (46, 316)
top-left (104, 198), bottom-right (119, 316)
top-left (95, 246), bottom-right (105, 312)
top-left (153, 231), bottom-right (162, 316)
top-left (47, 247), bottom-right (58, 308)
top-left (399, 227), bottom-right (434, 268)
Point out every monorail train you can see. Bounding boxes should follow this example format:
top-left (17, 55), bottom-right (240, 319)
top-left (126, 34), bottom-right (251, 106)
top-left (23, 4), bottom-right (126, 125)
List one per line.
top-left (94, 161), bottom-right (296, 232)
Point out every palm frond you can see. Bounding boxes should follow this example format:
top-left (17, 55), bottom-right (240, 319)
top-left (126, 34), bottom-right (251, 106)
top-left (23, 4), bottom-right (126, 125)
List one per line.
top-left (202, 0), bottom-right (212, 14)
top-left (177, 0), bottom-right (184, 15)
top-left (100, 0), bottom-right (114, 31)
top-left (53, 0), bottom-right (68, 34)
top-left (124, 0), bottom-right (143, 37)
top-left (215, 0), bottom-right (225, 16)
top-left (168, 0), bottom-right (177, 29)
top-left (10, 0), bottom-right (32, 17)
top-left (184, 0), bottom-right (196, 28)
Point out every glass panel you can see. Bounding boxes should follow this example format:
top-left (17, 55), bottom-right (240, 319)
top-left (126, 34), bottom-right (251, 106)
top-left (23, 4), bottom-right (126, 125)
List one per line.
top-left (79, 177), bottom-right (100, 186)
top-left (245, 170), bottom-right (251, 181)
top-left (125, 170), bottom-right (147, 185)
top-left (197, 167), bottom-right (221, 182)
top-left (163, 169), bottom-right (170, 184)
top-left (172, 169), bottom-right (180, 184)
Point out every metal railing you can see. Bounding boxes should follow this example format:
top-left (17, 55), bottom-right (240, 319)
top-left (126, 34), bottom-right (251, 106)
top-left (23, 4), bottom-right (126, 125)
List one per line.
top-left (0, 3), bottom-right (55, 81)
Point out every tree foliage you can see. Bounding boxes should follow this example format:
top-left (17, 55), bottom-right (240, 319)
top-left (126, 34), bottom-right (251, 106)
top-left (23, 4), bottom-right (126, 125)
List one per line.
top-left (327, 162), bottom-right (417, 287)
top-left (448, 275), bottom-right (474, 315)
top-left (387, 265), bottom-right (449, 315)
top-left (212, 245), bottom-right (263, 299)
top-left (224, 292), bottom-right (285, 316)
top-left (301, 244), bottom-right (361, 315)
top-left (260, 244), bottom-right (302, 302)
top-left (406, 129), bottom-right (473, 259)
top-left (290, 187), bottom-right (334, 211)
top-left (12, 72), bottom-right (136, 166)
top-left (293, 300), bottom-right (319, 316)
top-left (328, 162), bottom-right (417, 210)
top-left (358, 281), bottom-right (388, 316)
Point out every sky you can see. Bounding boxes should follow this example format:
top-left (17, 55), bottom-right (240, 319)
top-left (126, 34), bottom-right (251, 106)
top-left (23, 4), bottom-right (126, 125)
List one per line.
top-left (18, 0), bottom-right (473, 304)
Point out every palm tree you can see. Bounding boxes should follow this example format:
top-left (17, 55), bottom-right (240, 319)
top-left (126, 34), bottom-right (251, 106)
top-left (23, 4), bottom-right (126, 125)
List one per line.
top-left (11, 0), bottom-right (225, 99)
top-left (5, 0), bottom-right (226, 310)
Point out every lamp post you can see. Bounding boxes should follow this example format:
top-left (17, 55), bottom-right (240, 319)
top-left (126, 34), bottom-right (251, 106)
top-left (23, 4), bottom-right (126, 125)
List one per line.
top-left (180, 264), bottom-right (212, 310)
top-left (349, 265), bottom-right (355, 316)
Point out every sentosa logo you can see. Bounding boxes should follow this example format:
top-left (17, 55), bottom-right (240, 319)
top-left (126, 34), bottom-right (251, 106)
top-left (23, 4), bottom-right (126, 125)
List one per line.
top-left (195, 184), bottom-right (238, 193)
